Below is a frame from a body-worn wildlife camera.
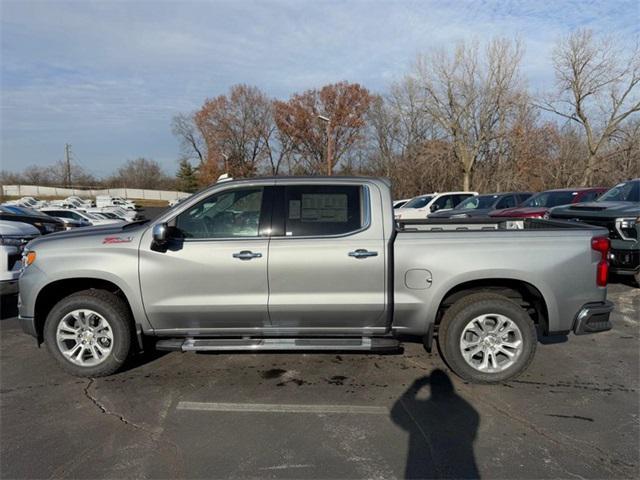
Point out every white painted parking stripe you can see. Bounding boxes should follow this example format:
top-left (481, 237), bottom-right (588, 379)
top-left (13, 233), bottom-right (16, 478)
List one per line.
top-left (176, 401), bottom-right (388, 415)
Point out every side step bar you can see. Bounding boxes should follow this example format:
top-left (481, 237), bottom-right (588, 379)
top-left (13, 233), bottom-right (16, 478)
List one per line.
top-left (156, 337), bottom-right (400, 353)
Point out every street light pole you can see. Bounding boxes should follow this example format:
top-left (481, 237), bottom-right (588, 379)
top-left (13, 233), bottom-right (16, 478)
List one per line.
top-left (318, 115), bottom-right (333, 176)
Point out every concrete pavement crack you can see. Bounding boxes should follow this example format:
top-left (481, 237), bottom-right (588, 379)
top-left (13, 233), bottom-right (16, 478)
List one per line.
top-left (83, 378), bottom-right (184, 477)
top-left (82, 378), bottom-right (183, 456)
top-left (83, 378), bottom-right (150, 433)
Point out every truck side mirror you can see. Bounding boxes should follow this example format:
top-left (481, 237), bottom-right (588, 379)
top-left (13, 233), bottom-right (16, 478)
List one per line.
top-left (152, 223), bottom-right (168, 246)
top-left (430, 204), bottom-right (439, 212)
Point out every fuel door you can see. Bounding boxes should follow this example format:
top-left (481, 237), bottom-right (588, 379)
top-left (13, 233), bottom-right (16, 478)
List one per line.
top-left (405, 269), bottom-right (433, 290)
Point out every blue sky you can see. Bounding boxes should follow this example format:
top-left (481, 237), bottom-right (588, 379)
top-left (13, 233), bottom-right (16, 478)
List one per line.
top-left (1, 0), bottom-right (638, 176)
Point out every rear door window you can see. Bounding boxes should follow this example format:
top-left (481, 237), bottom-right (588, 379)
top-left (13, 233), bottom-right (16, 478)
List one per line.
top-left (283, 185), bottom-right (364, 236)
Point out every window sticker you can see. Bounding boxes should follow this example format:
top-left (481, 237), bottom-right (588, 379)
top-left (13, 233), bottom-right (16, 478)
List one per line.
top-left (288, 200), bottom-right (301, 219)
top-left (301, 194), bottom-right (348, 222)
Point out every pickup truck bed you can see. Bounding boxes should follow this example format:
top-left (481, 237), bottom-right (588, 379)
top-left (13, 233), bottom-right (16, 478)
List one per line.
top-left (18, 176), bottom-right (614, 383)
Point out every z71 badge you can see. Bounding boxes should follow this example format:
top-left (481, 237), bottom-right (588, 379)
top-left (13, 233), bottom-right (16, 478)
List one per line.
top-left (102, 236), bottom-right (133, 244)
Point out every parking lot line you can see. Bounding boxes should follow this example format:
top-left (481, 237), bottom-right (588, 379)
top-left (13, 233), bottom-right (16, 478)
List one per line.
top-left (176, 401), bottom-right (389, 415)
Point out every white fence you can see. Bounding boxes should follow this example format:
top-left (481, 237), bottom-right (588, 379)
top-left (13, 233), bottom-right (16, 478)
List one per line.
top-left (1, 185), bottom-right (190, 201)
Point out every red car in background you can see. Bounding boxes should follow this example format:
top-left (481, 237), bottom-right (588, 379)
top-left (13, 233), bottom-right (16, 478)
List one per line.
top-left (489, 187), bottom-right (607, 218)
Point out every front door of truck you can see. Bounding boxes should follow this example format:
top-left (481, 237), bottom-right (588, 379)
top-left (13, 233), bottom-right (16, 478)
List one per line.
top-left (139, 186), bottom-right (272, 333)
top-left (267, 184), bottom-right (387, 332)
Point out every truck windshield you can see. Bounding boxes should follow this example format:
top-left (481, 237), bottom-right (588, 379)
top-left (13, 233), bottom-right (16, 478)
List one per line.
top-left (455, 195), bottom-right (497, 210)
top-left (598, 181), bottom-right (639, 202)
top-left (522, 191), bottom-right (576, 208)
top-left (403, 195), bottom-right (434, 209)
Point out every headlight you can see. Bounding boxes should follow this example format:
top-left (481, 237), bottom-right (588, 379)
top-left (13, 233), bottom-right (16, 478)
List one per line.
top-left (615, 217), bottom-right (640, 241)
top-left (22, 250), bottom-right (36, 267)
top-left (0, 236), bottom-right (23, 246)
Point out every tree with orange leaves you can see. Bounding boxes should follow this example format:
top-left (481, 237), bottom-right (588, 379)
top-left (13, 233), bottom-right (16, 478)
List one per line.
top-left (194, 85), bottom-right (274, 183)
top-left (274, 82), bottom-right (374, 175)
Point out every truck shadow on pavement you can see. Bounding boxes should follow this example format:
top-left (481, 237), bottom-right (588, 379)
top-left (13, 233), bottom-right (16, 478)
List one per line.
top-left (391, 370), bottom-right (480, 479)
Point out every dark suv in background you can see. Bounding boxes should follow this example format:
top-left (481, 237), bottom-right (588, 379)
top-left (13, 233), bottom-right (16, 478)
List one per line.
top-left (490, 187), bottom-right (607, 219)
top-left (551, 179), bottom-right (640, 286)
top-left (428, 192), bottom-right (532, 218)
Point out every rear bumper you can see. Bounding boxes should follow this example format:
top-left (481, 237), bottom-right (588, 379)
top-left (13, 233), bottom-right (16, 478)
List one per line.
top-left (573, 301), bottom-right (614, 335)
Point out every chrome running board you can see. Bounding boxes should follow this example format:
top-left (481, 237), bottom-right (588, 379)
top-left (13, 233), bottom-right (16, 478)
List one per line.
top-left (156, 337), bottom-right (400, 352)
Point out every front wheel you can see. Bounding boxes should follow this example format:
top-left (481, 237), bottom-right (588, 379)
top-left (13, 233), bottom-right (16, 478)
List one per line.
top-left (437, 293), bottom-right (537, 383)
top-left (44, 289), bottom-right (132, 377)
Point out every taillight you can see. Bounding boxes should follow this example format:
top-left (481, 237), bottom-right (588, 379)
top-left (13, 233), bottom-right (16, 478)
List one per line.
top-left (591, 236), bottom-right (610, 287)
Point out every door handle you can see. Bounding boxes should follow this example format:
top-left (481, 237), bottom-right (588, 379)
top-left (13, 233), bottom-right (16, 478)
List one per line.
top-left (348, 249), bottom-right (378, 259)
top-left (232, 250), bottom-right (263, 260)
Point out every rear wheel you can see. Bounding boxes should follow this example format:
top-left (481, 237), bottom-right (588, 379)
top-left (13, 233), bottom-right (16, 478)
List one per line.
top-left (44, 289), bottom-right (132, 377)
top-left (437, 293), bottom-right (537, 383)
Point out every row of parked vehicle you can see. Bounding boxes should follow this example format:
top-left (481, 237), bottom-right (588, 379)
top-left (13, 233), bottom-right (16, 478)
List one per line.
top-left (393, 187), bottom-right (608, 219)
top-left (0, 195), bottom-right (143, 295)
top-left (394, 179), bottom-right (640, 285)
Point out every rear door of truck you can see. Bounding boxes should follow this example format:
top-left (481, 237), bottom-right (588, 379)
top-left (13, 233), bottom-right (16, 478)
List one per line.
top-left (267, 181), bottom-right (388, 332)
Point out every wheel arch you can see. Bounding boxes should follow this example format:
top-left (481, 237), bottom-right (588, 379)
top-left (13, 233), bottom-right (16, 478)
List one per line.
top-left (33, 278), bottom-right (142, 349)
top-left (434, 278), bottom-right (549, 332)
top-left (420, 276), bottom-right (550, 354)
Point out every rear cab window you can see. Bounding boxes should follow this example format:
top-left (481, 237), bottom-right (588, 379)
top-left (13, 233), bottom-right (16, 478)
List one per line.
top-left (281, 185), bottom-right (366, 237)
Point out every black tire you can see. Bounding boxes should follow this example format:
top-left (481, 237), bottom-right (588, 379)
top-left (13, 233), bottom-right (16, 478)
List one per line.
top-left (44, 289), bottom-right (132, 377)
top-left (634, 270), bottom-right (640, 288)
top-left (437, 292), bottom-right (537, 384)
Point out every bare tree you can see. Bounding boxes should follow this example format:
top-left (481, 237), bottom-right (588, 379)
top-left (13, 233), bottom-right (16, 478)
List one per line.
top-left (107, 158), bottom-right (174, 189)
top-left (540, 29), bottom-right (640, 185)
top-left (172, 113), bottom-right (206, 166)
top-left (414, 38), bottom-right (524, 190)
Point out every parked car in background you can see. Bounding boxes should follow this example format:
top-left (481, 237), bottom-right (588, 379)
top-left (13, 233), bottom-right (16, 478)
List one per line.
top-left (550, 179), bottom-right (640, 286)
top-left (0, 205), bottom-right (66, 234)
top-left (3, 205), bottom-right (85, 230)
top-left (66, 196), bottom-right (93, 208)
top-left (394, 191), bottom-right (478, 219)
top-left (84, 207), bottom-right (139, 221)
top-left (0, 220), bottom-right (39, 295)
top-left (428, 192), bottom-right (532, 219)
top-left (489, 187), bottom-right (607, 219)
top-left (6, 196), bottom-right (48, 209)
top-left (40, 208), bottom-right (124, 227)
top-left (393, 199), bottom-right (411, 209)
top-left (96, 195), bottom-right (138, 211)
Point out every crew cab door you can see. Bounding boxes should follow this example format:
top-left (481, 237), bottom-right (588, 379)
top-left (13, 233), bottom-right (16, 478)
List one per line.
top-left (267, 183), bottom-right (387, 333)
top-left (139, 185), bottom-right (272, 333)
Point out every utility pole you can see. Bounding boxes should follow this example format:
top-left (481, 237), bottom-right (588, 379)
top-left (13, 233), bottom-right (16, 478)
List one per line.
top-left (318, 115), bottom-right (333, 176)
top-left (64, 143), bottom-right (72, 187)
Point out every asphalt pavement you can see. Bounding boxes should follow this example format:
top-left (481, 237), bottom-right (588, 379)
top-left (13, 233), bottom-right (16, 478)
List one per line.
top-left (0, 283), bottom-right (638, 479)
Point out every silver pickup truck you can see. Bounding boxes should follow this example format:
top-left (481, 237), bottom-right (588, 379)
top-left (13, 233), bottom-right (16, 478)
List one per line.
top-left (18, 177), bottom-right (614, 383)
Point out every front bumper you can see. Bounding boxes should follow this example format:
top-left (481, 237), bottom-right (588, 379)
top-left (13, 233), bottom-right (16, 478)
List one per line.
top-left (573, 301), bottom-right (614, 335)
top-left (0, 279), bottom-right (18, 295)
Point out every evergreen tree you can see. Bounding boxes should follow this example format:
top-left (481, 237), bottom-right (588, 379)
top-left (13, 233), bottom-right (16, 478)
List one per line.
top-left (176, 159), bottom-right (198, 192)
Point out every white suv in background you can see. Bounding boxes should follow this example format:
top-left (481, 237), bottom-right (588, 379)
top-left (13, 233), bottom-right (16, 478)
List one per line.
top-left (394, 191), bottom-right (478, 220)
top-left (0, 220), bottom-right (40, 295)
